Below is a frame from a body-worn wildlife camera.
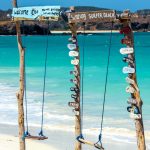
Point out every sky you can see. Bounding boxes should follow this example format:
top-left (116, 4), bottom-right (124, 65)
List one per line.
top-left (0, 0), bottom-right (150, 11)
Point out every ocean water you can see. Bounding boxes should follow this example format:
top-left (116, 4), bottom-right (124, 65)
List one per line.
top-left (0, 33), bottom-right (150, 145)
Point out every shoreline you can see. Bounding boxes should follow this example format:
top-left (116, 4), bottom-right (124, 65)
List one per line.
top-left (0, 30), bottom-right (149, 36)
top-left (51, 30), bottom-right (120, 34)
top-left (50, 30), bottom-right (150, 34)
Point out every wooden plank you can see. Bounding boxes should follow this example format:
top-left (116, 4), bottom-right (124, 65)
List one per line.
top-left (78, 138), bottom-right (95, 146)
top-left (25, 135), bottom-right (48, 140)
top-left (68, 10), bottom-right (116, 23)
top-left (12, 6), bottom-right (60, 21)
top-left (78, 138), bottom-right (104, 150)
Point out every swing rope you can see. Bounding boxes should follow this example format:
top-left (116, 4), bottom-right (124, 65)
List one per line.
top-left (24, 51), bottom-right (29, 135)
top-left (39, 21), bottom-right (50, 136)
top-left (23, 21), bottom-right (50, 137)
top-left (80, 23), bottom-right (86, 132)
top-left (77, 23), bottom-right (114, 148)
top-left (96, 22), bottom-right (114, 145)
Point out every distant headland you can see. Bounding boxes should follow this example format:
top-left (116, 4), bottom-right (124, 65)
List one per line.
top-left (0, 6), bottom-right (150, 35)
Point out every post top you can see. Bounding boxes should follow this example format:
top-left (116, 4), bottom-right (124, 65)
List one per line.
top-left (70, 6), bottom-right (75, 11)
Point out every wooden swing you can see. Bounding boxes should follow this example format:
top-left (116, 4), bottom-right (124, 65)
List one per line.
top-left (23, 21), bottom-right (49, 140)
top-left (64, 7), bottom-right (115, 150)
top-left (11, 1), bottom-right (60, 149)
top-left (25, 135), bottom-right (48, 140)
top-left (65, 7), bottom-right (146, 150)
top-left (22, 20), bottom-right (51, 141)
top-left (77, 138), bottom-right (104, 150)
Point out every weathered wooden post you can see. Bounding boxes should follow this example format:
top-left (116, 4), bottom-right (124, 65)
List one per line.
top-left (12, 0), bottom-right (26, 150)
top-left (119, 10), bottom-right (146, 150)
top-left (67, 6), bottom-right (82, 150)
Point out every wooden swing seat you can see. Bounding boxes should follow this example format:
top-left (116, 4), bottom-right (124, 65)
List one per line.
top-left (78, 138), bottom-right (104, 150)
top-left (25, 135), bottom-right (48, 140)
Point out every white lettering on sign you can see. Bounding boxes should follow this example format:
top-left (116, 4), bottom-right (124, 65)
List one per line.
top-left (88, 12), bottom-right (115, 19)
top-left (12, 6), bottom-right (60, 20)
top-left (89, 13), bottom-right (102, 19)
top-left (69, 11), bottom-right (116, 22)
top-left (73, 13), bottom-right (87, 21)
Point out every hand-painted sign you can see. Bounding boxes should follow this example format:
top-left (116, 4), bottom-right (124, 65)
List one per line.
top-left (12, 6), bottom-right (60, 21)
top-left (68, 10), bottom-right (116, 23)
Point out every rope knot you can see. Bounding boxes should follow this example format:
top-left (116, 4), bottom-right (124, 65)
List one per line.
top-left (76, 134), bottom-right (85, 144)
top-left (98, 134), bottom-right (102, 143)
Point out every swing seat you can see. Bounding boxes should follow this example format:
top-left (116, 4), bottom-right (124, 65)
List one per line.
top-left (77, 138), bottom-right (104, 150)
top-left (25, 135), bottom-right (48, 140)
top-left (94, 143), bottom-right (104, 150)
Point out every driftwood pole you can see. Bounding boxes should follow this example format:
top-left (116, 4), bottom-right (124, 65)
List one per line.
top-left (12, 0), bottom-right (26, 150)
top-left (68, 7), bottom-right (82, 150)
top-left (119, 10), bottom-right (146, 150)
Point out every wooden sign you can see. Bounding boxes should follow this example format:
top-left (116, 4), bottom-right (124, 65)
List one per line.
top-left (68, 10), bottom-right (116, 23)
top-left (12, 6), bottom-right (60, 21)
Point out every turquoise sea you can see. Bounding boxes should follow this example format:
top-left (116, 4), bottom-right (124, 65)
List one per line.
top-left (0, 33), bottom-right (150, 146)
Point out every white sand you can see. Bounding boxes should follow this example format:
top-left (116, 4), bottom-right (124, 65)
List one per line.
top-left (0, 124), bottom-right (149, 150)
top-left (51, 30), bottom-right (119, 34)
top-left (0, 134), bottom-right (58, 150)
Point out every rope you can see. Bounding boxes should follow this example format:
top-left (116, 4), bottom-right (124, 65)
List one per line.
top-left (39, 21), bottom-right (50, 136)
top-left (96, 22), bottom-right (114, 144)
top-left (24, 50), bottom-right (29, 134)
top-left (80, 23), bottom-right (86, 132)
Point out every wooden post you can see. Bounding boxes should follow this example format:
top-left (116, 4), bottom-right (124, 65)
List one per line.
top-left (119, 10), bottom-right (146, 150)
top-left (13, 0), bottom-right (26, 150)
top-left (68, 7), bottom-right (82, 150)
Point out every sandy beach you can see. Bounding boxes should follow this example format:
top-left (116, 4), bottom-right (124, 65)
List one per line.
top-left (51, 30), bottom-right (120, 34)
top-left (0, 134), bottom-right (57, 150)
top-left (0, 124), bottom-right (58, 150)
top-left (1, 123), bottom-right (147, 150)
